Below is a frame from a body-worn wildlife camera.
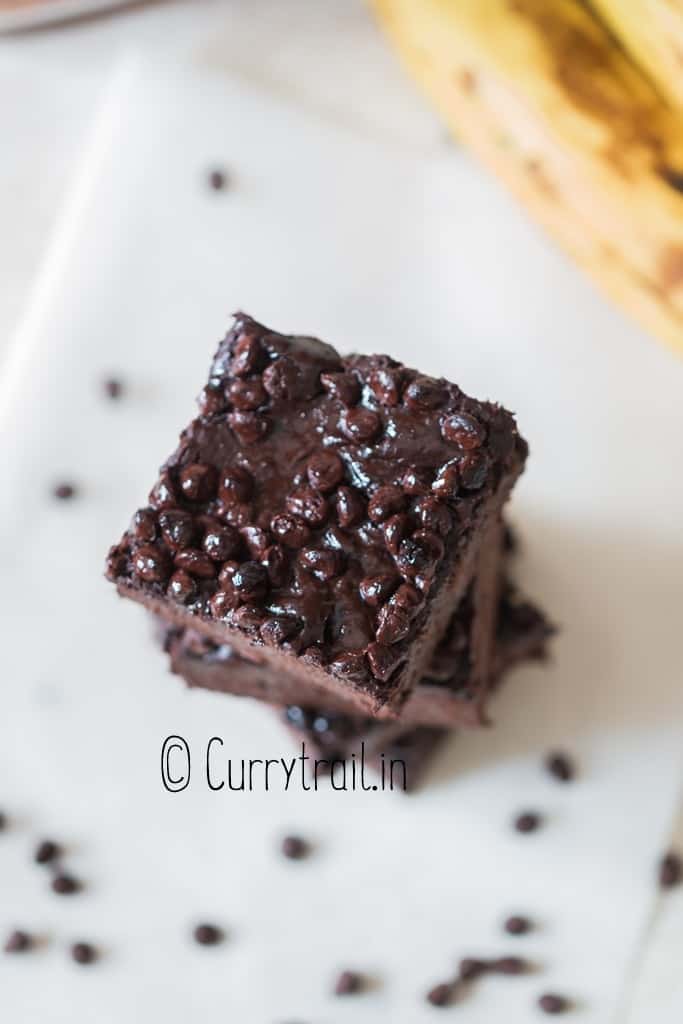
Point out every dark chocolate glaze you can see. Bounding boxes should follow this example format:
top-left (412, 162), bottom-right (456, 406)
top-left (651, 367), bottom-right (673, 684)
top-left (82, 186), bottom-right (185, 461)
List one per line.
top-left (107, 313), bottom-right (527, 710)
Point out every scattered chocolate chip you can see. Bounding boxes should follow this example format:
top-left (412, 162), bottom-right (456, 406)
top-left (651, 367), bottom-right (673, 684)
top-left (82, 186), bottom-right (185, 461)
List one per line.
top-left (158, 509), bottom-right (197, 550)
top-left (173, 548), bottom-right (216, 579)
top-left (193, 923), bottom-right (223, 946)
top-left (4, 930), bottom-right (32, 953)
top-left (167, 570), bottom-right (197, 604)
top-left (231, 332), bottom-right (266, 377)
top-left (298, 546), bottom-right (342, 581)
top-left (132, 544), bottom-right (172, 584)
top-left (340, 407), bottom-right (381, 444)
top-left (285, 487), bottom-right (328, 527)
top-left (459, 957), bottom-right (487, 981)
top-left (231, 561), bottom-right (269, 603)
top-left (53, 482), bottom-right (76, 500)
top-left (218, 465), bottom-right (253, 506)
top-left (71, 942), bottom-right (97, 964)
top-left (504, 915), bottom-right (532, 936)
top-left (227, 377), bottom-right (267, 412)
top-left (426, 982), bottom-right (454, 1007)
top-left (368, 366), bottom-right (402, 406)
top-left (334, 486), bottom-right (365, 528)
top-left (400, 465), bottom-right (433, 495)
top-left (307, 451), bottom-right (345, 493)
top-left (148, 472), bottom-right (176, 510)
top-left (133, 507), bottom-right (157, 542)
top-left (334, 970), bottom-right (363, 995)
top-left (281, 835), bottom-right (309, 860)
top-left (329, 651), bottom-right (368, 683)
top-left (382, 513), bottom-right (412, 556)
top-left (367, 485), bottom-right (406, 523)
top-left (271, 512), bottom-right (311, 548)
top-left (262, 356), bottom-right (299, 400)
top-left (366, 641), bottom-right (403, 682)
top-left (103, 377), bottom-right (123, 399)
top-left (34, 839), bottom-right (60, 865)
top-left (240, 524), bottom-right (269, 558)
top-left (208, 168), bottom-right (227, 191)
top-left (52, 873), bottom-right (80, 895)
top-left (260, 615), bottom-right (301, 646)
top-left (441, 412), bottom-right (484, 449)
top-left (458, 450), bottom-right (488, 490)
top-left (320, 371), bottom-right (360, 406)
top-left (375, 603), bottom-right (412, 646)
top-left (545, 751), bottom-right (575, 783)
top-left (659, 851), bottom-right (682, 889)
top-left (494, 956), bottom-right (527, 975)
top-left (514, 811), bottom-right (542, 834)
top-left (197, 385), bottom-right (227, 417)
top-left (538, 993), bottom-right (570, 1014)
top-left (395, 531), bottom-right (444, 581)
top-left (359, 573), bottom-right (399, 607)
top-left (178, 463), bottom-right (218, 503)
top-left (432, 461), bottom-right (459, 500)
top-left (203, 524), bottom-right (240, 561)
top-left (403, 376), bottom-right (447, 411)
top-left (412, 496), bottom-right (452, 536)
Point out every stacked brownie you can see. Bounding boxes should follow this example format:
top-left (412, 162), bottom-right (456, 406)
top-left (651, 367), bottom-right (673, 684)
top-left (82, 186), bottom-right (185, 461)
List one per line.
top-left (106, 314), bottom-right (551, 788)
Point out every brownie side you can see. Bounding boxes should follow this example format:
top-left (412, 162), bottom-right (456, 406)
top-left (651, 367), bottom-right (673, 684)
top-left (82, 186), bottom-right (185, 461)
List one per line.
top-left (106, 313), bottom-right (527, 713)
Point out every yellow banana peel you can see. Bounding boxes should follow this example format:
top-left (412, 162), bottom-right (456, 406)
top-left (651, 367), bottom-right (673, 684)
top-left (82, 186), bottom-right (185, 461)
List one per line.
top-left (373, 0), bottom-right (683, 355)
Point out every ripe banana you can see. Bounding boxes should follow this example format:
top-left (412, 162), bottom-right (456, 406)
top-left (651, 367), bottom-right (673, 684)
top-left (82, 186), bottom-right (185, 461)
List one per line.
top-left (590, 0), bottom-right (683, 111)
top-left (372, 0), bottom-right (683, 355)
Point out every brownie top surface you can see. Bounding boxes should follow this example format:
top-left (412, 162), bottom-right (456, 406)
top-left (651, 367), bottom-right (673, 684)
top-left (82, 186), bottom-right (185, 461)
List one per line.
top-left (107, 313), bottom-right (526, 698)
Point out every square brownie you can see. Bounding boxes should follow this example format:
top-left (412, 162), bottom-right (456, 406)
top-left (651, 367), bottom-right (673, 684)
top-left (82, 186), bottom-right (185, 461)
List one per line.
top-left (106, 313), bottom-right (527, 714)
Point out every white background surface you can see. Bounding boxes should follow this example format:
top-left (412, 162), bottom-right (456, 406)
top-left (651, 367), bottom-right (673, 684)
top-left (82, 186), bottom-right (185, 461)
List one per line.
top-left (1, 4), bottom-right (682, 1022)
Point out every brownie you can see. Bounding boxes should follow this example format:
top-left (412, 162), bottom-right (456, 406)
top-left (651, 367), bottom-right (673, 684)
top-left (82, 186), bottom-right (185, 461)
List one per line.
top-left (160, 572), bottom-right (552, 729)
top-left (106, 313), bottom-right (527, 713)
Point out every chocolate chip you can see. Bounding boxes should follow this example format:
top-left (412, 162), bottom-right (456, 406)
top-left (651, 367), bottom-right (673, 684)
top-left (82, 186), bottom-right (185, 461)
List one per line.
top-left (400, 465), bottom-right (433, 495)
top-left (494, 956), bottom-right (527, 975)
top-left (300, 645), bottom-right (326, 668)
top-left (4, 930), bottom-right (31, 953)
top-left (366, 641), bottom-right (403, 682)
top-left (412, 496), bottom-right (452, 536)
top-left (34, 839), bottom-right (60, 865)
top-left (167, 570), bottom-right (197, 604)
top-left (545, 751), bottom-right (575, 783)
top-left (209, 589), bottom-right (238, 619)
top-left (538, 993), bottom-right (570, 1014)
top-left (148, 471), bottom-right (176, 510)
top-left (367, 485), bottom-right (406, 523)
top-left (53, 482), bottom-right (76, 500)
top-left (368, 366), bottom-right (402, 406)
top-left (71, 942), bottom-right (97, 964)
top-left (193, 923), bottom-right (223, 945)
top-left (514, 812), bottom-right (542, 834)
top-left (391, 582), bottom-right (424, 612)
top-left (307, 451), bottom-right (345, 493)
top-left (261, 544), bottom-right (288, 586)
top-left (197, 385), bottom-right (227, 416)
top-left (52, 873), bottom-right (80, 895)
top-left (262, 356), bottom-right (298, 400)
top-left (174, 548), bottom-right (217, 579)
top-left (334, 486), bottom-right (365, 528)
top-left (504, 915), bottom-right (532, 936)
top-left (334, 970), bottom-right (363, 995)
top-left (432, 461), bottom-right (459, 500)
top-left (359, 573), bottom-right (399, 607)
top-left (158, 509), bottom-right (197, 550)
top-left (208, 168), bottom-right (227, 190)
top-left (271, 512), bottom-right (311, 548)
top-left (382, 513), bottom-right (412, 556)
top-left (281, 835), bottom-right (309, 860)
top-left (426, 982), bottom-right (453, 1007)
top-left (375, 604), bottom-right (412, 646)
top-left (232, 604), bottom-right (265, 631)
top-left (659, 851), bottom-right (682, 889)
top-left (103, 377), bottom-right (123, 399)
top-left (132, 507), bottom-right (157, 542)
top-left (231, 333), bottom-right (266, 377)
top-left (227, 377), bottom-right (268, 411)
top-left (404, 376), bottom-right (446, 411)
top-left (240, 524), bottom-right (269, 558)
top-left (231, 561), bottom-right (268, 603)
top-left (458, 450), bottom-right (488, 490)
top-left (340, 407), bottom-right (381, 443)
top-left (132, 544), bottom-right (172, 584)
top-left (459, 957), bottom-right (487, 981)
top-left (178, 463), bottom-right (218, 503)
top-left (218, 465), bottom-right (253, 506)
top-left (298, 546), bottom-right (342, 581)
top-left (441, 412), bottom-right (485, 449)
top-left (260, 616), bottom-right (301, 646)
top-left (285, 487), bottom-right (328, 526)
top-left (203, 524), bottom-right (241, 561)
top-left (329, 651), bottom-right (368, 682)
top-left (228, 410), bottom-right (271, 445)
top-left (395, 531), bottom-right (444, 581)
top-left (320, 371), bottom-right (360, 406)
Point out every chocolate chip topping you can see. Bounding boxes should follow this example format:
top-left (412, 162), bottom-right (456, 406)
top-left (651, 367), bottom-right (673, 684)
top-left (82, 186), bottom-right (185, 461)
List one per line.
top-left (71, 942), bottom-right (97, 964)
top-left (107, 314), bottom-right (526, 707)
top-left (34, 839), bottom-right (60, 865)
top-left (545, 751), bottom-right (575, 783)
top-left (538, 993), bottom-right (570, 1014)
top-left (4, 930), bottom-right (32, 953)
top-left (514, 811), bottom-right (542, 834)
top-left (281, 835), bottom-right (309, 860)
top-left (51, 873), bottom-right (80, 895)
top-left (504, 915), bottom-right (532, 935)
top-left (193, 923), bottom-right (223, 946)
top-left (333, 970), bottom-right (363, 995)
